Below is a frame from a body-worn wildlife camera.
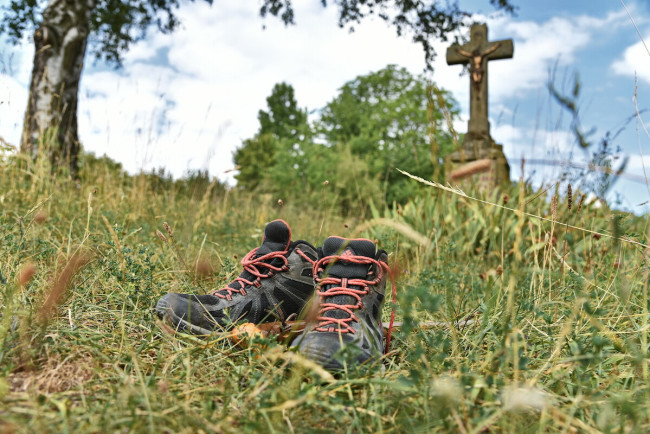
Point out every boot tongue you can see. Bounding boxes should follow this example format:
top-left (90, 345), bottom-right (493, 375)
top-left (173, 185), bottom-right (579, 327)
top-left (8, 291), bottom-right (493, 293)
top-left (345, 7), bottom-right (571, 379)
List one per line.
top-left (323, 237), bottom-right (376, 319)
top-left (224, 220), bottom-right (291, 291)
top-left (255, 219), bottom-right (292, 256)
top-left (320, 237), bottom-right (377, 323)
top-left (322, 237), bottom-right (376, 279)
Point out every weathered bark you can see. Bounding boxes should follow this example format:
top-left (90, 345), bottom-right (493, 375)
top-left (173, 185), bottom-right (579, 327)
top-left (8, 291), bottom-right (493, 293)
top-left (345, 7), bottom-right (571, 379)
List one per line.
top-left (21, 0), bottom-right (96, 177)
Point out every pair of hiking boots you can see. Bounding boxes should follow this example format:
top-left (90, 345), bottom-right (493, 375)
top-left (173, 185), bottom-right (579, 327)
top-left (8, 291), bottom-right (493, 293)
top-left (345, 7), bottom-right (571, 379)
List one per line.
top-left (155, 219), bottom-right (390, 371)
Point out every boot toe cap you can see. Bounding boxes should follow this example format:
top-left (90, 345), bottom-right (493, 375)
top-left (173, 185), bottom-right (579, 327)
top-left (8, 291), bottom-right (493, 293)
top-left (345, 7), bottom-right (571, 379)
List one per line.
top-left (292, 331), bottom-right (376, 372)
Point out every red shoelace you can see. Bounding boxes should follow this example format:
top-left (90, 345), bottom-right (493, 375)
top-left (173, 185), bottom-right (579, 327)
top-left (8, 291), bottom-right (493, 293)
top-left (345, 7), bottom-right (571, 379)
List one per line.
top-left (212, 248), bottom-right (289, 300)
top-left (313, 253), bottom-right (397, 354)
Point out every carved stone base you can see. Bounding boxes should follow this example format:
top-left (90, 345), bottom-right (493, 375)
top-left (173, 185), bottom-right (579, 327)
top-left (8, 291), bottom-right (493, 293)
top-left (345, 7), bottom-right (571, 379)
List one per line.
top-left (445, 139), bottom-right (511, 189)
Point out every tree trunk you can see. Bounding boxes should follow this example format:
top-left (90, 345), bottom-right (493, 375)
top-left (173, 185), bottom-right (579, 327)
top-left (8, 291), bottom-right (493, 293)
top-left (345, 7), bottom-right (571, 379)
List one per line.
top-left (21, 0), bottom-right (95, 177)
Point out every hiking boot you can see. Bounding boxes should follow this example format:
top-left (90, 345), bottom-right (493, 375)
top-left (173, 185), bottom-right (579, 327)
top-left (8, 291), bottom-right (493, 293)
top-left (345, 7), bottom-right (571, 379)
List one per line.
top-left (291, 236), bottom-right (389, 371)
top-left (155, 220), bottom-right (317, 334)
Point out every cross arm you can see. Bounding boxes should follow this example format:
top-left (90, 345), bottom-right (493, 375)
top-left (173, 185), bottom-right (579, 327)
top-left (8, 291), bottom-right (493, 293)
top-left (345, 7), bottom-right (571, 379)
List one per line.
top-left (446, 44), bottom-right (469, 65)
top-left (485, 39), bottom-right (514, 61)
top-left (446, 38), bottom-right (514, 65)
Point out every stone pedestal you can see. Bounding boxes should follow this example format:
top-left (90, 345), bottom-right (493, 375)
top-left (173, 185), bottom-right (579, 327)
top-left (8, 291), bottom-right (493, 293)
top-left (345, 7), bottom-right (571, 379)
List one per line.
top-left (445, 138), bottom-right (510, 189)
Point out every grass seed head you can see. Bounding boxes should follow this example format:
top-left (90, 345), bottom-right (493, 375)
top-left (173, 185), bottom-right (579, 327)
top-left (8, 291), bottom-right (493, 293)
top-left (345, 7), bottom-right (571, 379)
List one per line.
top-left (33, 209), bottom-right (47, 224)
top-left (430, 376), bottom-right (463, 406)
top-left (503, 385), bottom-right (548, 413)
top-left (195, 257), bottom-right (215, 279)
top-left (163, 222), bottom-right (174, 239)
top-left (156, 230), bottom-right (168, 243)
top-left (577, 193), bottom-right (586, 213)
top-left (17, 262), bottom-right (37, 287)
top-left (38, 253), bottom-right (91, 325)
top-left (157, 380), bottom-right (169, 394)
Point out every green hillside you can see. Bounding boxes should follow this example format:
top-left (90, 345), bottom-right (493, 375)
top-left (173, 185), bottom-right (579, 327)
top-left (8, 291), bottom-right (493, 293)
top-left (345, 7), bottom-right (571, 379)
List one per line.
top-left (1, 150), bottom-right (649, 432)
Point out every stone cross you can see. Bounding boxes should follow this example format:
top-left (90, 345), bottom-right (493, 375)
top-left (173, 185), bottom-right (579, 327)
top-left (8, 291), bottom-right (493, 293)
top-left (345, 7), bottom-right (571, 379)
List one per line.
top-left (446, 23), bottom-right (513, 147)
top-left (444, 23), bottom-right (514, 186)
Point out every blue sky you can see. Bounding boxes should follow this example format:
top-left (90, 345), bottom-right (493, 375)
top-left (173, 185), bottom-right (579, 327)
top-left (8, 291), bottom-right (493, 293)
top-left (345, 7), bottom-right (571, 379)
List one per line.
top-left (1, 1), bottom-right (650, 212)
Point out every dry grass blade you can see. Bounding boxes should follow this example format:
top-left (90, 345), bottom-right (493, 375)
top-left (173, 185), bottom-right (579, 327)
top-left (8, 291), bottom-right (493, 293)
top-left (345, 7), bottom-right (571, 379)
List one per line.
top-left (264, 350), bottom-right (335, 383)
top-left (8, 353), bottom-right (93, 393)
top-left (10, 197), bottom-right (51, 232)
top-left (102, 215), bottom-right (125, 281)
top-left (355, 217), bottom-right (430, 247)
top-left (161, 221), bottom-right (192, 278)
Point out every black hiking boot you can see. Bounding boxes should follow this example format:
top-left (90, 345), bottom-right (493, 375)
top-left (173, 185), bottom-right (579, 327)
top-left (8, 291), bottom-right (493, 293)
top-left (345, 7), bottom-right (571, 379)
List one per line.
top-left (155, 220), bottom-right (317, 334)
top-left (291, 236), bottom-right (389, 371)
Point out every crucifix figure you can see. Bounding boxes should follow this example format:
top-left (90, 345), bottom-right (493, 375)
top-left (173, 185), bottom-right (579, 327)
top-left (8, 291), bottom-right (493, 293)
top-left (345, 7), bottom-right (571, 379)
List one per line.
top-left (447, 23), bottom-right (514, 146)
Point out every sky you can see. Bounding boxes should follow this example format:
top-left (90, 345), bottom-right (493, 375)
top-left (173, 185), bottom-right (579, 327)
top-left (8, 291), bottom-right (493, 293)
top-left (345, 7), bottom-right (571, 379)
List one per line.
top-left (1, 1), bottom-right (650, 212)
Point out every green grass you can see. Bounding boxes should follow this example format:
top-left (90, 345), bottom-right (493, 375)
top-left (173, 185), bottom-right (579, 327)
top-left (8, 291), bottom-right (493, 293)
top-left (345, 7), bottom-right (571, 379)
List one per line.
top-left (1, 151), bottom-right (649, 432)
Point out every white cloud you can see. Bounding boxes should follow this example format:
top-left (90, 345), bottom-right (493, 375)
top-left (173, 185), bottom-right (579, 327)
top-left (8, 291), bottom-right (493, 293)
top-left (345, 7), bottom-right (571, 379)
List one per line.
top-left (0, 36), bottom-right (33, 146)
top-left (611, 34), bottom-right (650, 83)
top-left (623, 152), bottom-right (650, 176)
top-left (0, 73), bottom-right (27, 146)
top-left (491, 124), bottom-right (524, 147)
top-left (487, 10), bottom-right (629, 100)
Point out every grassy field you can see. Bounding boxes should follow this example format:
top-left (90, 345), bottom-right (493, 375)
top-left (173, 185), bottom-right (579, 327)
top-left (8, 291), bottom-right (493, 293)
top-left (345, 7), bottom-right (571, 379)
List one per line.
top-left (1, 151), bottom-right (649, 433)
